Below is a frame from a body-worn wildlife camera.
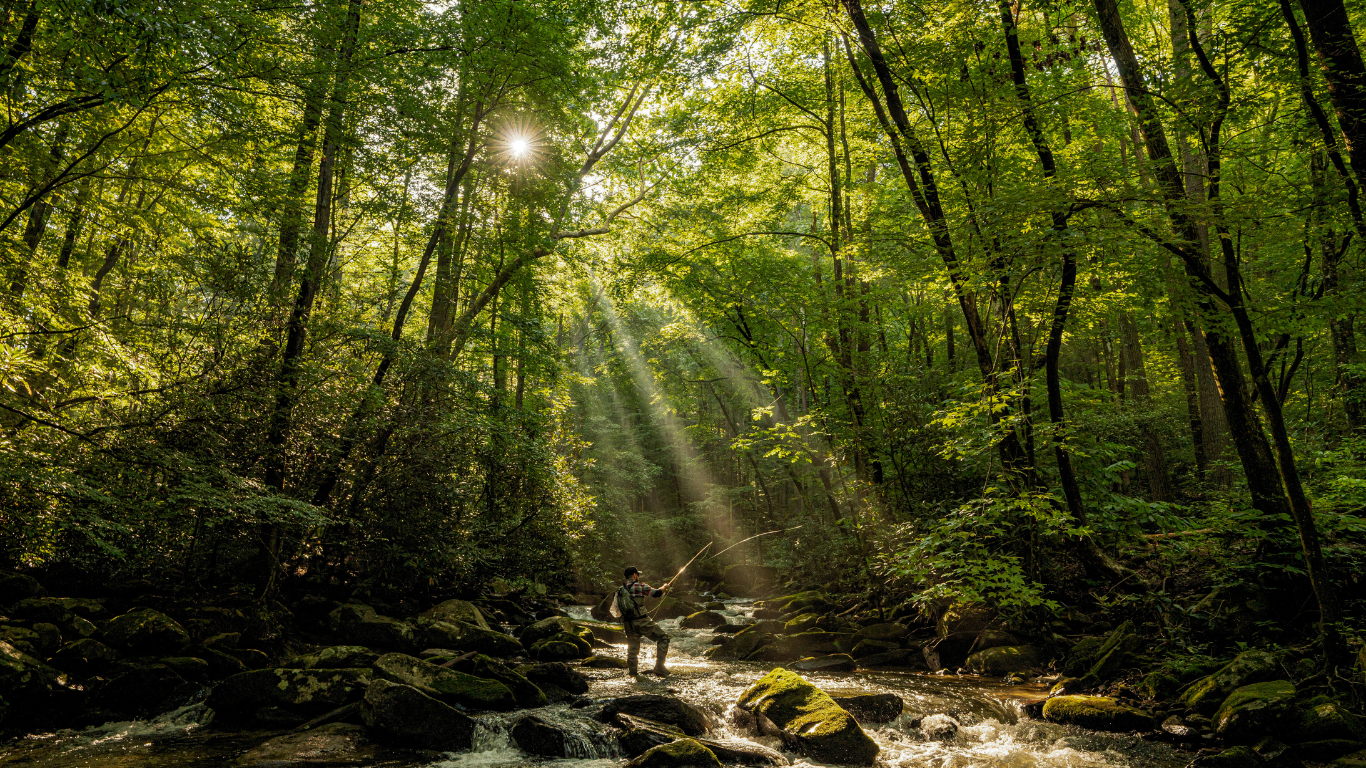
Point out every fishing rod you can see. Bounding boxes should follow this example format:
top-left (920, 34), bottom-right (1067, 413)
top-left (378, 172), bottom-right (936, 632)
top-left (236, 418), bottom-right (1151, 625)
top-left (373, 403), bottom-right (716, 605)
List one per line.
top-left (646, 542), bottom-right (713, 618)
top-left (705, 525), bottom-right (803, 561)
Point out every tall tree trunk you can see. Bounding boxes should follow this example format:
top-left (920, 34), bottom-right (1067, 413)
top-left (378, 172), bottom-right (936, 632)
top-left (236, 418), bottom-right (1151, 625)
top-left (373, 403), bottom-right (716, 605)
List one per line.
top-left (1173, 319), bottom-right (1208, 479)
top-left (1120, 314), bottom-right (1172, 500)
top-left (1296, 0), bottom-right (1366, 180)
top-left (270, 68), bottom-right (330, 304)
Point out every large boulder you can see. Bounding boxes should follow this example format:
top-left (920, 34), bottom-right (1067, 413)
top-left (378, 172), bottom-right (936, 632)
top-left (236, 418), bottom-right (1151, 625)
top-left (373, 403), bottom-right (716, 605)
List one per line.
top-left (855, 650), bottom-right (916, 668)
top-left (513, 715), bottom-right (581, 758)
top-left (420, 599), bottom-right (489, 630)
top-left (576, 620), bottom-right (628, 644)
top-left (286, 645), bottom-right (379, 670)
top-left (0, 640), bottom-right (61, 708)
top-left (519, 661), bottom-right (589, 700)
top-left (964, 645), bottom-right (1040, 676)
top-left (627, 739), bottom-right (723, 768)
top-left (522, 617), bottom-right (593, 647)
top-left (1041, 696), bottom-right (1153, 732)
top-left (236, 722), bottom-right (380, 767)
top-left (1181, 649), bottom-right (1279, 714)
top-left (706, 629), bottom-right (772, 661)
top-left (1186, 746), bottom-right (1264, 767)
top-left (601, 694), bottom-right (709, 736)
top-left (853, 623), bottom-right (909, 645)
top-left (89, 664), bottom-right (197, 719)
top-left (1295, 700), bottom-right (1366, 744)
top-left (445, 653), bottom-right (547, 709)
top-left (373, 653), bottom-right (515, 711)
top-left (1213, 680), bottom-right (1297, 743)
top-left (418, 618), bottom-right (522, 657)
top-left (99, 609), bottom-right (190, 655)
top-left (790, 655), bottom-right (856, 673)
top-left (920, 714), bottom-right (960, 741)
top-left (651, 598), bottom-right (704, 621)
top-left (850, 640), bottom-right (900, 659)
top-left (361, 679), bottom-right (476, 751)
top-left (207, 667), bottom-right (373, 725)
top-left (681, 612), bottom-right (728, 629)
top-left (328, 604), bottom-right (416, 652)
top-left (833, 694), bottom-right (903, 725)
top-left (0, 574), bottom-right (46, 605)
top-left (50, 638), bottom-right (119, 675)
top-left (531, 631), bottom-right (592, 661)
top-left (735, 667), bottom-right (879, 765)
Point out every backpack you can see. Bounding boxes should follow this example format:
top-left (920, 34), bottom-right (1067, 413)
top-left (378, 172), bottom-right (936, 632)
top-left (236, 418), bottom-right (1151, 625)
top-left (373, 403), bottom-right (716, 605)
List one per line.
top-left (613, 584), bottom-right (644, 621)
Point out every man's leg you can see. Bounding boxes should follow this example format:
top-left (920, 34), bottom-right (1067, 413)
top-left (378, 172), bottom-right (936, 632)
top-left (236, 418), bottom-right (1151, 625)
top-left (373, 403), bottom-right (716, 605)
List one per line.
top-left (644, 621), bottom-right (671, 676)
top-left (626, 632), bottom-right (641, 676)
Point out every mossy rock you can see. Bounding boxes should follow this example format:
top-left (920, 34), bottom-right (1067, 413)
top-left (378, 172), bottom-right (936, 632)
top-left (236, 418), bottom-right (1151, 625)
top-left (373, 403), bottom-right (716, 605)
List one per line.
top-left (1213, 680), bottom-right (1296, 743)
top-left (782, 614), bottom-right (821, 634)
top-left (1138, 669), bottom-right (1180, 700)
top-left (652, 597), bottom-right (704, 621)
top-left (362, 679), bottom-right (476, 751)
top-left (418, 617), bottom-right (522, 657)
top-left (446, 653), bottom-right (547, 709)
top-left (575, 619), bottom-right (627, 644)
top-left (600, 694), bottom-right (709, 736)
top-left (1337, 748), bottom-right (1366, 767)
top-left (419, 599), bottom-right (490, 630)
top-left (1041, 695), bottom-right (1153, 732)
top-left (965, 645), bottom-right (1040, 676)
top-left (522, 617), bottom-right (592, 647)
top-left (532, 636), bottom-right (590, 662)
top-left (1181, 649), bottom-right (1278, 713)
top-left (736, 667), bottom-right (879, 765)
top-left (681, 611), bottom-right (727, 629)
top-left (373, 652), bottom-right (516, 711)
top-left (100, 608), bottom-right (190, 656)
top-left (207, 667), bottom-right (373, 724)
top-left (1297, 740), bottom-right (1366, 762)
top-left (0, 640), bottom-right (61, 708)
top-left (0, 574), bottom-right (46, 606)
top-left (328, 604), bottom-right (416, 652)
top-left (1295, 700), bottom-right (1366, 743)
top-left (583, 656), bottom-right (629, 669)
top-left (850, 640), bottom-right (900, 659)
top-left (1186, 745), bottom-right (1264, 767)
top-left (1083, 621), bottom-right (1137, 684)
top-left (1062, 637), bottom-right (1107, 677)
top-left (770, 631), bottom-right (842, 659)
top-left (50, 638), bottom-right (119, 675)
top-left (853, 623), bottom-right (908, 644)
top-left (626, 738), bottom-right (723, 768)
top-left (935, 602), bottom-right (992, 638)
top-left (790, 654), bottom-right (856, 673)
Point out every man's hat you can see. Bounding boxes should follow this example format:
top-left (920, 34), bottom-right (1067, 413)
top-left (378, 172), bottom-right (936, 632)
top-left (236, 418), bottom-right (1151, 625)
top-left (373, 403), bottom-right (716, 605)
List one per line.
top-left (624, 566), bottom-right (640, 578)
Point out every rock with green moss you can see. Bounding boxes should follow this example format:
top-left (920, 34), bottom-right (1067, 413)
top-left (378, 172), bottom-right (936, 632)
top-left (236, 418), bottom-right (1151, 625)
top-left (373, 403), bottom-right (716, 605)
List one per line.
top-left (0, 640), bottom-right (61, 710)
top-left (1181, 649), bottom-right (1278, 714)
top-left (1187, 745), bottom-right (1265, 767)
top-left (373, 652), bottom-right (516, 711)
top-left (707, 629), bottom-right (772, 661)
top-left (445, 653), bottom-right (547, 709)
top-left (100, 608), bottom-right (191, 655)
top-left (521, 617), bottom-right (591, 647)
top-left (418, 618), bottom-right (522, 658)
top-left (1298, 740), bottom-right (1366, 762)
top-left (736, 667), bottom-right (879, 765)
top-left (1213, 680), bottom-right (1297, 743)
top-left (1081, 621), bottom-right (1137, 684)
top-left (850, 640), bottom-right (899, 659)
top-left (0, 574), bottom-right (46, 606)
top-left (1295, 699), bottom-right (1366, 744)
top-left (790, 655), bottom-right (856, 673)
top-left (853, 623), bottom-right (909, 644)
top-left (964, 645), bottom-right (1039, 676)
top-left (207, 667), bottom-right (373, 724)
top-left (328, 604), bottom-right (416, 652)
top-left (682, 611), bottom-right (728, 629)
top-left (362, 678), bottom-right (476, 750)
top-left (601, 694), bottom-right (710, 735)
top-left (420, 599), bottom-right (490, 630)
top-left (1041, 695), bottom-right (1153, 732)
top-left (782, 614), bottom-right (820, 634)
top-left (50, 638), bottom-right (119, 675)
top-left (583, 656), bottom-right (628, 669)
top-left (576, 620), bottom-right (627, 644)
top-left (627, 738), bottom-right (723, 768)
top-left (1062, 637), bottom-right (1108, 677)
top-left (532, 636), bottom-right (590, 662)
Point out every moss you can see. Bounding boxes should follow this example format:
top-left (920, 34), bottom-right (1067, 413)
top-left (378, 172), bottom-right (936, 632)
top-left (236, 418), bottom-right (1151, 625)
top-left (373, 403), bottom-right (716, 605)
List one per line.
top-left (737, 667), bottom-right (879, 765)
top-left (964, 645), bottom-right (1040, 676)
top-left (1041, 695), bottom-right (1153, 732)
top-left (1181, 650), bottom-right (1277, 712)
top-left (453, 654), bottom-right (547, 708)
top-left (1062, 637), bottom-right (1107, 677)
top-left (1186, 745), bottom-right (1264, 767)
top-left (626, 738), bottom-right (723, 768)
top-left (783, 614), bottom-right (820, 633)
top-left (1213, 680), bottom-right (1296, 742)
top-left (373, 653), bottom-right (516, 711)
top-left (1294, 700), bottom-right (1366, 743)
top-left (420, 600), bottom-right (490, 630)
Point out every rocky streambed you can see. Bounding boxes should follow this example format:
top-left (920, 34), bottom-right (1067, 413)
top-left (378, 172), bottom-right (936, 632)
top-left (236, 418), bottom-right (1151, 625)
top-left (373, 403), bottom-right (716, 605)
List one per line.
top-left (0, 572), bottom-right (1356, 768)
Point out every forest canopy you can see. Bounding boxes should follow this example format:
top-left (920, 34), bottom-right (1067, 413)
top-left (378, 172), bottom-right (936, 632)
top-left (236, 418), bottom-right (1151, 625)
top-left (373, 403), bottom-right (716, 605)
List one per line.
top-left (2, 0), bottom-right (1364, 665)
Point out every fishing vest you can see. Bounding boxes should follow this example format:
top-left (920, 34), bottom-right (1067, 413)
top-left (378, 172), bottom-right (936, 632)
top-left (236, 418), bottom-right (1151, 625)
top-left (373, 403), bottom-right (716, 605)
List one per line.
top-left (615, 583), bottom-right (648, 622)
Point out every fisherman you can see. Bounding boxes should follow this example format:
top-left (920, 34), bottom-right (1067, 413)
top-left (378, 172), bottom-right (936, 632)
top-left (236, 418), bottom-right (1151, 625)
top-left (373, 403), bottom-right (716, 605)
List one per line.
top-left (613, 566), bottom-right (671, 677)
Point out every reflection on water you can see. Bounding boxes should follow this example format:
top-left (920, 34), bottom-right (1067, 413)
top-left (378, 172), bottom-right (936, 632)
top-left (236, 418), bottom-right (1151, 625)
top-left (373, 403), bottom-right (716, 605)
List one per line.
top-left (0, 598), bottom-right (1190, 768)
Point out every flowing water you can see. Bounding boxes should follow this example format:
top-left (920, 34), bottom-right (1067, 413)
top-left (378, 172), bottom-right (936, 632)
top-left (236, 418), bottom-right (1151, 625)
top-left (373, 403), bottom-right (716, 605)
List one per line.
top-left (0, 599), bottom-right (1191, 768)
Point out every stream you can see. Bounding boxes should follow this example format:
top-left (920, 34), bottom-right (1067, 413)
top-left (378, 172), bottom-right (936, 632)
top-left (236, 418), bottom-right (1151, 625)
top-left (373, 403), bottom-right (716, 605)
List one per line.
top-left (0, 599), bottom-right (1191, 768)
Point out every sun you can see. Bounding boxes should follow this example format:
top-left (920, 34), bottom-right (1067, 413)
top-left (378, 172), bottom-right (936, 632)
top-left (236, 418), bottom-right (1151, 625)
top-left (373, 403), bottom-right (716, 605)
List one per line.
top-left (508, 136), bottom-right (531, 159)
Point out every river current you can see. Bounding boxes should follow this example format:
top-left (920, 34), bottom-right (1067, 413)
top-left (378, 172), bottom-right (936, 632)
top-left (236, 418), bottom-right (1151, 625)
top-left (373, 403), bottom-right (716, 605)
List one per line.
top-left (0, 599), bottom-right (1190, 767)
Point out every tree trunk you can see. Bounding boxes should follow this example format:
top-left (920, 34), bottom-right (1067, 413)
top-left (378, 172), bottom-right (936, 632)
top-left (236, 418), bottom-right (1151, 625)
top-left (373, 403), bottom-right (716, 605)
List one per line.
top-left (1296, 0), bottom-right (1366, 180)
top-left (1120, 314), bottom-right (1172, 500)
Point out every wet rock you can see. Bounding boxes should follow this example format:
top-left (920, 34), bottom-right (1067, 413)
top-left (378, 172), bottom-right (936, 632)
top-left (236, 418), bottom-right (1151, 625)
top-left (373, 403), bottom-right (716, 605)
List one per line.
top-left (373, 652), bottom-right (515, 711)
top-left (532, 634), bottom-right (592, 661)
top-left (0, 574), bottom-right (46, 605)
top-left (90, 664), bottom-right (198, 719)
top-left (790, 654), bottom-right (856, 673)
top-left (0, 625), bottom-right (39, 655)
top-left (1336, 748), bottom-right (1366, 767)
top-left (583, 656), bottom-right (629, 669)
top-left (1294, 699), bottom-right (1366, 743)
top-left (1253, 738), bottom-right (1303, 768)
top-left (513, 714), bottom-right (579, 757)
top-left (418, 617), bottom-right (522, 657)
top-left (207, 667), bottom-right (373, 725)
top-left (445, 653), bottom-right (548, 709)
top-left (964, 645), bottom-right (1039, 676)
top-left (722, 565), bottom-right (777, 598)
top-left (706, 629), bottom-right (772, 661)
top-left (1160, 715), bottom-right (1200, 744)
top-left (782, 614), bottom-right (820, 634)
top-left (627, 738), bottom-right (722, 768)
top-left (1188, 745), bottom-right (1265, 767)
top-left (650, 598), bottom-right (704, 621)
top-left (1296, 741), bottom-right (1366, 762)
top-left (681, 611), bottom-right (727, 629)
top-left (522, 616), bottom-right (592, 647)
top-left (1062, 636), bottom-right (1107, 677)
top-left (0, 640), bottom-right (61, 707)
top-left (327, 604), bottom-right (416, 652)
top-left (736, 667), bottom-right (879, 765)
top-left (936, 602), bottom-right (992, 638)
top-left (159, 656), bottom-right (211, 680)
top-left (833, 693), bottom-right (903, 725)
top-left (1041, 695), bottom-right (1153, 732)
top-left (849, 640), bottom-right (900, 659)
top-left (50, 638), bottom-right (119, 675)
top-left (99, 608), bottom-right (190, 655)
top-left (203, 632), bottom-right (241, 650)
top-left (601, 694), bottom-right (709, 736)
top-left (919, 713), bottom-right (959, 740)
top-left (591, 593), bottom-right (617, 622)
top-left (1181, 649), bottom-right (1278, 714)
top-left (753, 608), bottom-right (784, 620)
top-left (768, 631), bottom-right (842, 659)
top-left (713, 624), bottom-right (746, 635)
top-left (419, 599), bottom-right (490, 630)
top-left (361, 678), bottom-right (475, 751)
top-left (9, 598), bottom-right (71, 625)
top-left (972, 629), bottom-right (1019, 651)
top-left (577, 619), bottom-right (628, 644)
top-left (853, 623), bottom-right (909, 644)
top-left (1213, 680), bottom-right (1296, 743)
top-left (519, 661), bottom-right (590, 696)
top-left (855, 649), bottom-right (916, 668)
top-left (236, 722), bottom-right (379, 767)
top-left (288, 646), bottom-right (379, 670)
top-left (29, 622), bottom-right (61, 654)
top-left (619, 714), bottom-right (790, 765)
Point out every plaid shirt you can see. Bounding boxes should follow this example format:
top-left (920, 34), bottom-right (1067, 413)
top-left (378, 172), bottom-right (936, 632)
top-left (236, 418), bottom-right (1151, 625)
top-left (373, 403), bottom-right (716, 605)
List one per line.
top-left (625, 580), bottom-right (663, 602)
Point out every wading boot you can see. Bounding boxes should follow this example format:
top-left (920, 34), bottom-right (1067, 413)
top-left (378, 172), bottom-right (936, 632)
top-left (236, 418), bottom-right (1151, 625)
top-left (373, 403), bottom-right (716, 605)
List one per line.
top-left (650, 646), bottom-right (670, 677)
top-left (628, 655), bottom-right (639, 676)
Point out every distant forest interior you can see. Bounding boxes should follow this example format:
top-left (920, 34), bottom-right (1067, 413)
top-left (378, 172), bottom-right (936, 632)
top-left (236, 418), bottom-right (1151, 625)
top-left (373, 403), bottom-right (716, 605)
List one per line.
top-left (3, 0), bottom-right (1366, 677)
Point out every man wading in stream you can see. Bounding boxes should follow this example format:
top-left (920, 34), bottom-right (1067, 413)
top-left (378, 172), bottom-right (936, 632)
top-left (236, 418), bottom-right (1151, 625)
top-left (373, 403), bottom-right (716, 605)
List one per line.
top-left (612, 566), bottom-right (671, 676)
